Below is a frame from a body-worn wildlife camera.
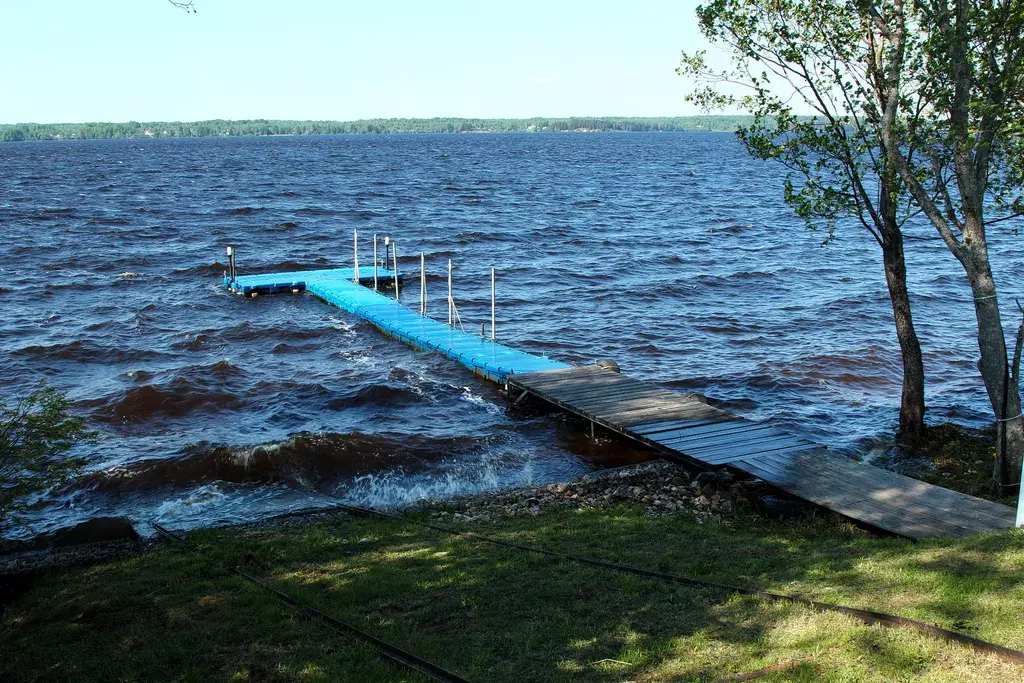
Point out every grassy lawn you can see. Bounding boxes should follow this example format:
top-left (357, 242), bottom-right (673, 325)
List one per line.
top-left (3, 505), bottom-right (1024, 682)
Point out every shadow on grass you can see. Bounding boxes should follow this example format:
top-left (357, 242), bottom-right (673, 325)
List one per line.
top-left (2, 506), bottom-right (1023, 682)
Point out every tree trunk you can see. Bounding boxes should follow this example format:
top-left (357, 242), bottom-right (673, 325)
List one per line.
top-left (880, 226), bottom-right (926, 445)
top-left (958, 240), bottom-right (1023, 487)
top-left (996, 390), bottom-right (1024, 488)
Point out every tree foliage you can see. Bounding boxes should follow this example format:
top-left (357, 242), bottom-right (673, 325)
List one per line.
top-left (0, 116), bottom-right (756, 142)
top-left (0, 382), bottom-right (90, 529)
top-left (680, 0), bottom-right (1024, 483)
top-left (679, 0), bottom-right (926, 243)
top-left (678, 0), bottom-right (930, 443)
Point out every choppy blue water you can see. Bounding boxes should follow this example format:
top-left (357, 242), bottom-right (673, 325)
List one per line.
top-left (1, 132), bottom-right (1020, 538)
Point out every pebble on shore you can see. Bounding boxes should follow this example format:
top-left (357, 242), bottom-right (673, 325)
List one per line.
top-left (1, 461), bottom-right (771, 580)
top-left (413, 460), bottom-right (751, 526)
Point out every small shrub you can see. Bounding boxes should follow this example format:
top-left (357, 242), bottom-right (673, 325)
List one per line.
top-left (0, 381), bottom-right (91, 528)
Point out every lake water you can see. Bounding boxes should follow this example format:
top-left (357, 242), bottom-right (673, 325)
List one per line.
top-left (1, 132), bottom-right (1020, 539)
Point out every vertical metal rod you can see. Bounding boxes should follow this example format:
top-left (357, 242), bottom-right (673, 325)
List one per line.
top-left (392, 242), bottom-right (399, 301)
top-left (373, 234), bottom-right (378, 291)
top-left (353, 229), bottom-right (359, 283)
top-left (420, 252), bottom-right (426, 316)
top-left (1018, 455), bottom-right (1024, 526)
top-left (491, 266), bottom-right (496, 341)
top-left (447, 259), bottom-right (453, 326)
top-left (226, 245), bottom-right (236, 282)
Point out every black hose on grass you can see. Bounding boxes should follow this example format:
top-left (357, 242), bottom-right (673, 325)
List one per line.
top-left (333, 503), bottom-right (1024, 666)
top-left (151, 522), bottom-right (470, 683)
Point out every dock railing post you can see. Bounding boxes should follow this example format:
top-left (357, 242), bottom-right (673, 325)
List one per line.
top-left (491, 266), bottom-right (496, 341)
top-left (420, 252), bottom-right (426, 316)
top-left (373, 234), bottom-right (378, 291)
top-left (393, 241), bottom-right (399, 301)
top-left (226, 246), bottom-right (235, 283)
top-left (447, 259), bottom-right (453, 326)
top-left (353, 229), bottom-right (359, 283)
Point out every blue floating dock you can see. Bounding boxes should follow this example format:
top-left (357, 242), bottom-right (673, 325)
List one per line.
top-left (227, 267), bottom-right (570, 383)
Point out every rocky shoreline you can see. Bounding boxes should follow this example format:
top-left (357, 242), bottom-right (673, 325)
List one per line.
top-left (414, 459), bottom-right (753, 525)
top-left (1, 459), bottom-right (810, 585)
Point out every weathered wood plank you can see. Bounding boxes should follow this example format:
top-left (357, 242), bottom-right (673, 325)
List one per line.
top-left (702, 442), bottom-right (820, 465)
top-left (610, 399), bottom-right (727, 421)
top-left (732, 458), bottom-right (980, 537)
top-left (652, 423), bottom-right (781, 448)
top-left (644, 419), bottom-right (761, 443)
top-left (770, 452), bottom-right (1013, 528)
top-left (510, 364), bottom-right (1015, 539)
top-left (571, 391), bottom-right (682, 412)
top-left (532, 375), bottom-right (644, 395)
top-left (683, 434), bottom-right (814, 459)
top-left (746, 451), bottom-right (1014, 530)
top-left (631, 416), bottom-right (738, 435)
top-left (510, 367), bottom-right (617, 388)
top-left (548, 384), bottom-right (665, 405)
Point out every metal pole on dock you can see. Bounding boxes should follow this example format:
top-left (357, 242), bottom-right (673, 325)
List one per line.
top-left (392, 241), bottom-right (399, 301)
top-left (447, 259), bottom-right (453, 326)
top-left (226, 245), bottom-right (235, 282)
top-left (372, 234), bottom-right (378, 291)
top-left (353, 230), bottom-right (359, 283)
top-left (491, 266), bottom-right (496, 341)
top-left (420, 252), bottom-right (426, 316)
top-left (1018, 452), bottom-right (1024, 528)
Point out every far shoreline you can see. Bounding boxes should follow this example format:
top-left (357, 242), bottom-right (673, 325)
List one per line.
top-left (0, 116), bottom-right (756, 142)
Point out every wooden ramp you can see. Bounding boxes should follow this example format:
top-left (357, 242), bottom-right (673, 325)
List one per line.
top-left (508, 365), bottom-right (1015, 539)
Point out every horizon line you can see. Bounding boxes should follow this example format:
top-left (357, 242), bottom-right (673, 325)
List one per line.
top-left (0, 114), bottom-right (753, 127)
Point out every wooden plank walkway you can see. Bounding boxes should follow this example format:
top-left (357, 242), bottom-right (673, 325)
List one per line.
top-left (508, 365), bottom-right (1016, 539)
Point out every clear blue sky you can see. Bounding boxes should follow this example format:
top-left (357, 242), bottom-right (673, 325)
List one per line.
top-left (1, 0), bottom-right (712, 124)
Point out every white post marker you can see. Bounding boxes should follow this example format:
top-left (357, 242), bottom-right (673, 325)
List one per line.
top-left (392, 241), bottom-right (399, 301)
top-left (372, 234), bottom-right (378, 291)
top-left (226, 245), bottom-right (234, 281)
top-left (491, 266), bottom-right (496, 341)
top-left (1018, 452), bottom-right (1024, 527)
top-left (447, 259), bottom-right (453, 326)
top-left (420, 252), bottom-right (426, 316)
top-left (353, 229), bottom-right (359, 283)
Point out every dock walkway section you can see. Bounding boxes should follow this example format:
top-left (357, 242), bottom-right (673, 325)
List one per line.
top-left (508, 366), bottom-right (1016, 540)
top-left (228, 267), bottom-right (569, 382)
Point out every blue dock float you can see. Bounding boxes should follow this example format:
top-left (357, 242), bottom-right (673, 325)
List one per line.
top-left (227, 267), bottom-right (570, 383)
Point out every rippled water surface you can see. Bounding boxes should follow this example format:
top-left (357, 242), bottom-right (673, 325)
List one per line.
top-left (2, 133), bottom-right (1021, 538)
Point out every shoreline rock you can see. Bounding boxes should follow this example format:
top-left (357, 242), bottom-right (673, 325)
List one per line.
top-left (411, 460), bottom-right (759, 526)
top-left (0, 460), bottom-right (783, 580)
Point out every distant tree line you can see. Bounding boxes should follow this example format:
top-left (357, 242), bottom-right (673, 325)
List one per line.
top-left (0, 116), bottom-right (755, 142)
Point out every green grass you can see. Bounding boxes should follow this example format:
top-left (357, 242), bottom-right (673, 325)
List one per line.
top-left (877, 423), bottom-right (1013, 504)
top-left (3, 506), bottom-right (1024, 682)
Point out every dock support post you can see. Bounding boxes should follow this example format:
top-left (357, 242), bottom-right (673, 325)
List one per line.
top-left (590, 421), bottom-right (595, 439)
top-left (447, 259), bottom-right (453, 326)
top-left (353, 230), bottom-right (359, 283)
top-left (420, 252), bottom-right (426, 316)
top-left (226, 246), bottom-right (235, 283)
top-left (392, 241), bottom-right (399, 301)
top-left (373, 234), bottom-right (378, 291)
top-left (491, 266), bottom-right (496, 340)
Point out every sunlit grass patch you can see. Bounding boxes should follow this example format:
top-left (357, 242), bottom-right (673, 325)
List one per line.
top-left (3, 506), bottom-right (1023, 681)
